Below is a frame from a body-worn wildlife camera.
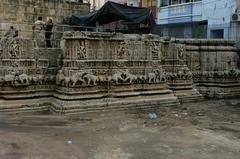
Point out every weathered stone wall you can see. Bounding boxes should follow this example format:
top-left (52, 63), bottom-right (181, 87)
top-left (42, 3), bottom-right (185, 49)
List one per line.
top-left (0, 32), bottom-right (240, 114)
top-left (0, 0), bottom-right (90, 37)
top-left (176, 39), bottom-right (238, 73)
top-left (176, 39), bottom-right (240, 97)
top-left (53, 32), bottom-right (180, 113)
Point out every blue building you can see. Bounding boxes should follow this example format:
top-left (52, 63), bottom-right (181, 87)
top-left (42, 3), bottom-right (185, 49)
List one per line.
top-left (156, 0), bottom-right (240, 39)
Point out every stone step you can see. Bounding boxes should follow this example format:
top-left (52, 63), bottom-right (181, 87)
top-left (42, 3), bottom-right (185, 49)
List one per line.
top-left (0, 106), bottom-right (49, 114)
top-left (64, 103), bottom-right (180, 115)
top-left (50, 99), bottom-right (180, 114)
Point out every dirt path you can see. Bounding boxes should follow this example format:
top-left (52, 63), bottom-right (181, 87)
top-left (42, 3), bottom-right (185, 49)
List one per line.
top-left (0, 99), bottom-right (240, 159)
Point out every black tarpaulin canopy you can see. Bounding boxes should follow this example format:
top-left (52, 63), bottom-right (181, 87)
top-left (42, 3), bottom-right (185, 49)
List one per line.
top-left (66, 1), bottom-right (155, 27)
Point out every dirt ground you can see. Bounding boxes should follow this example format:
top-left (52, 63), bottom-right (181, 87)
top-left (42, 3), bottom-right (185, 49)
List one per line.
top-left (0, 99), bottom-right (240, 159)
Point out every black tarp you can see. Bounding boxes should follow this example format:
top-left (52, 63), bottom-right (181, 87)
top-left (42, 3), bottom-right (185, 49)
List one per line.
top-left (65, 1), bottom-right (155, 27)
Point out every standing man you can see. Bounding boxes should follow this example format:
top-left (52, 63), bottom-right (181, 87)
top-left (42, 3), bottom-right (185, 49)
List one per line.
top-left (33, 17), bottom-right (45, 48)
top-left (45, 18), bottom-right (54, 48)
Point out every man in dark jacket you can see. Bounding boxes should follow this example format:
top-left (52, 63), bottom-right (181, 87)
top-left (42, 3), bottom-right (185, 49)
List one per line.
top-left (45, 19), bottom-right (54, 48)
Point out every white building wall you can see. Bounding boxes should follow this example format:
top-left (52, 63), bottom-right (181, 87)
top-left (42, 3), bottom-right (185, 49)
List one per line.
top-left (202, 0), bottom-right (237, 39)
top-left (157, 1), bottom-right (202, 25)
top-left (202, 0), bottom-right (236, 25)
top-left (157, 0), bottom-right (239, 39)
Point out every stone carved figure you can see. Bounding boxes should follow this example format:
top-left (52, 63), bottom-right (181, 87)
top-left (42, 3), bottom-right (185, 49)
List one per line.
top-left (97, 75), bottom-right (107, 85)
top-left (213, 69), bottom-right (240, 78)
top-left (165, 72), bottom-right (172, 80)
top-left (38, 75), bottom-right (46, 84)
top-left (176, 68), bottom-right (192, 79)
top-left (117, 41), bottom-right (128, 59)
top-left (44, 75), bottom-right (56, 83)
top-left (56, 70), bottom-right (66, 86)
top-left (165, 72), bottom-right (177, 80)
top-left (8, 38), bottom-right (20, 59)
top-left (223, 70), bottom-right (230, 77)
top-left (137, 75), bottom-right (147, 83)
top-left (202, 71), bottom-right (208, 77)
top-left (4, 72), bottom-right (17, 85)
top-left (70, 71), bottom-right (86, 86)
top-left (123, 70), bottom-right (138, 84)
top-left (151, 42), bottom-right (161, 60)
top-left (0, 37), bottom-right (22, 59)
top-left (83, 73), bottom-right (99, 85)
top-left (146, 69), bottom-right (167, 83)
top-left (63, 77), bottom-right (71, 87)
top-left (183, 68), bottom-right (193, 79)
top-left (154, 69), bottom-right (167, 82)
top-left (148, 72), bottom-right (157, 83)
top-left (177, 68), bottom-right (185, 79)
top-left (206, 71), bottom-right (214, 78)
top-left (110, 70), bottom-right (125, 84)
top-left (177, 44), bottom-right (184, 59)
top-left (229, 68), bottom-right (240, 77)
top-left (30, 76), bottom-right (38, 84)
top-left (76, 44), bottom-right (86, 59)
top-left (174, 44), bottom-right (185, 65)
top-left (18, 73), bottom-right (30, 84)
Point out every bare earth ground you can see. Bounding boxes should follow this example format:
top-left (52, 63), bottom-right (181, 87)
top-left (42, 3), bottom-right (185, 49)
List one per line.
top-left (0, 99), bottom-right (240, 159)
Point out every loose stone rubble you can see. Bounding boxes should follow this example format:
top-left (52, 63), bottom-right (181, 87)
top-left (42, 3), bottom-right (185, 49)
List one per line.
top-left (0, 32), bottom-right (239, 114)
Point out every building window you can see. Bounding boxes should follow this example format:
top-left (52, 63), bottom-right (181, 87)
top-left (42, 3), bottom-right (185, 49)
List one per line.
top-left (160, 0), bottom-right (169, 7)
top-left (210, 29), bottom-right (224, 39)
top-left (160, 0), bottom-right (202, 7)
top-left (171, 0), bottom-right (179, 5)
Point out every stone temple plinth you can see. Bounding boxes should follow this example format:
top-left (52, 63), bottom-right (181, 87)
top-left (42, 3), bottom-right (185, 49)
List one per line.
top-left (0, 32), bottom-right (240, 114)
top-left (52, 32), bottom-right (180, 113)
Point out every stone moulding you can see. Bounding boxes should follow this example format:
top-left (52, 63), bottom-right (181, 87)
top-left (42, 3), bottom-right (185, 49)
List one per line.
top-left (53, 32), bottom-right (180, 113)
top-left (0, 32), bottom-right (239, 114)
top-left (176, 39), bottom-right (240, 98)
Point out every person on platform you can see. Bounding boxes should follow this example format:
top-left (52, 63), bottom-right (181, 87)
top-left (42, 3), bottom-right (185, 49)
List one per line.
top-left (45, 18), bottom-right (54, 48)
top-left (33, 17), bottom-right (45, 48)
top-left (4, 26), bottom-right (17, 37)
top-left (0, 26), bottom-right (18, 53)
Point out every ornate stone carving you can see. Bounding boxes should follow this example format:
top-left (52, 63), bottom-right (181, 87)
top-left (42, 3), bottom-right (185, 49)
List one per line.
top-left (8, 38), bottom-right (20, 59)
top-left (151, 42), bottom-right (161, 60)
top-left (148, 72), bottom-right (157, 83)
top-left (18, 73), bottom-right (30, 85)
top-left (110, 70), bottom-right (125, 84)
top-left (123, 69), bottom-right (138, 84)
top-left (83, 72), bottom-right (99, 86)
top-left (70, 71), bottom-right (86, 87)
top-left (56, 70), bottom-right (66, 86)
top-left (2, 32), bottom-right (240, 114)
top-left (0, 37), bottom-right (33, 59)
top-left (76, 42), bottom-right (86, 60)
top-left (3, 72), bottom-right (17, 85)
top-left (117, 41), bottom-right (128, 59)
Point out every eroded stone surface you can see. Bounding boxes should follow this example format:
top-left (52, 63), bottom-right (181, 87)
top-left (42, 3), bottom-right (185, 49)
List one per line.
top-left (0, 32), bottom-right (239, 114)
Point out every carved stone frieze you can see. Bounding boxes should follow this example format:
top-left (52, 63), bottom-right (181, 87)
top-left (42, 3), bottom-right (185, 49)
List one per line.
top-left (1, 32), bottom-right (240, 114)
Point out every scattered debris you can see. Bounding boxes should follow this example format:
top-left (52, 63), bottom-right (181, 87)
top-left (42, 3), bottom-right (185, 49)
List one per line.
top-left (67, 140), bottom-right (73, 145)
top-left (149, 113), bottom-right (157, 120)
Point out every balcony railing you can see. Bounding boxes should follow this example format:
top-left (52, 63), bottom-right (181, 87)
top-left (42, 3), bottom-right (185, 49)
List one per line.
top-left (159, 0), bottom-right (202, 8)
